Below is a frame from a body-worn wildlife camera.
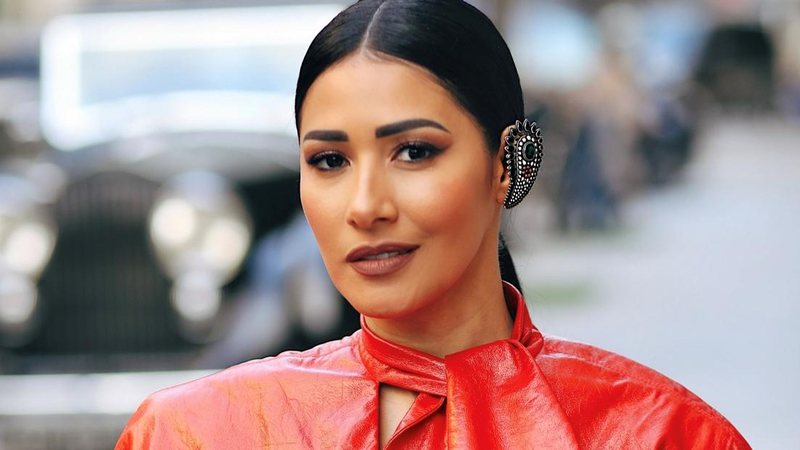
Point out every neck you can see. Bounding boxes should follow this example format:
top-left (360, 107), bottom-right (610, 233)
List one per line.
top-left (364, 234), bottom-right (513, 358)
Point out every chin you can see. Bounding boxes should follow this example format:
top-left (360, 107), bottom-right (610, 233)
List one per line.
top-left (338, 275), bottom-right (432, 320)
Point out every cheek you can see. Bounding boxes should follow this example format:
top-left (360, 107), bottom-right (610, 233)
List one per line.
top-left (400, 160), bottom-right (495, 238)
top-left (300, 175), bottom-right (343, 266)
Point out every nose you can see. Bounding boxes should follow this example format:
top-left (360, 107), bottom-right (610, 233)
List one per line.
top-left (345, 162), bottom-right (398, 229)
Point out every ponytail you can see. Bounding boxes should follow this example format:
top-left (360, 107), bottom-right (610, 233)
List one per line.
top-left (498, 233), bottom-right (522, 294)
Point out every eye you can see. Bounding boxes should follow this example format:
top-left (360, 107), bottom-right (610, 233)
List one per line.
top-left (395, 142), bottom-right (442, 163)
top-left (307, 152), bottom-right (348, 171)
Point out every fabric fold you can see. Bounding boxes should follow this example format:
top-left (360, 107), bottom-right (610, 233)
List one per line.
top-left (358, 282), bottom-right (580, 447)
top-left (444, 340), bottom-right (580, 449)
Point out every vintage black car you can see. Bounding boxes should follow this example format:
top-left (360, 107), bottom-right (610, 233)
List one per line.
top-left (0, 5), bottom-right (361, 447)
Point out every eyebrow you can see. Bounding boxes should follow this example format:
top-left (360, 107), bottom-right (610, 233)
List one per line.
top-left (302, 118), bottom-right (450, 142)
top-left (375, 118), bottom-right (450, 138)
top-left (302, 130), bottom-right (349, 142)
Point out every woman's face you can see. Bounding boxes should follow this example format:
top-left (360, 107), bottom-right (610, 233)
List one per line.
top-left (298, 54), bottom-right (507, 319)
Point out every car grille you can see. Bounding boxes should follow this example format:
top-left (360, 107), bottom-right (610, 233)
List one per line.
top-left (26, 171), bottom-right (190, 357)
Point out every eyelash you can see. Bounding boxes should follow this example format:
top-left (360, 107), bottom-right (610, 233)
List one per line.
top-left (306, 141), bottom-right (443, 171)
top-left (395, 141), bottom-right (443, 163)
top-left (306, 151), bottom-right (346, 171)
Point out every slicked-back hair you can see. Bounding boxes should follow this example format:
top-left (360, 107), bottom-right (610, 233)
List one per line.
top-left (294, 0), bottom-right (524, 290)
top-left (294, 0), bottom-right (524, 152)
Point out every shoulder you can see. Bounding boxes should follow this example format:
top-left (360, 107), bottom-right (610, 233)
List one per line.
top-left (115, 333), bottom-right (370, 449)
top-left (155, 331), bottom-right (364, 403)
top-left (536, 334), bottom-right (750, 449)
top-left (538, 334), bottom-right (688, 394)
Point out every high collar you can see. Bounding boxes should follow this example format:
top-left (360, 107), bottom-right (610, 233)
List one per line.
top-left (358, 281), bottom-right (544, 396)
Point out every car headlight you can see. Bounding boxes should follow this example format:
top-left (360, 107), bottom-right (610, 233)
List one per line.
top-left (0, 175), bottom-right (57, 344)
top-left (150, 197), bottom-right (198, 249)
top-left (149, 171), bottom-right (252, 282)
top-left (3, 221), bottom-right (55, 277)
top-left (0, 182), bottom-right (57, 280)
top-left (148, 171), bottom-right (252, 333)
top-left (171, 271), bottom-right (221, 324)
top-left (0, 273), bottom-right (37, 327)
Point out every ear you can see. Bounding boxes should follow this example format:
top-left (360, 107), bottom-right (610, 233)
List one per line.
top-left (494, 126), bottom-right (511, 206)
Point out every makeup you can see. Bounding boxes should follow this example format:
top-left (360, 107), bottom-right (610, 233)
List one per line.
top-left (346, 243), bottom-right (419, 277)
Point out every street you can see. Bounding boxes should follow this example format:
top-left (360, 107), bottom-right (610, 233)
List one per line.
top-left (514, 116), bottom-right (800, 449)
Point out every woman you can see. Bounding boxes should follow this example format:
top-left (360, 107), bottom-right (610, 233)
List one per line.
top-left (116, 1), bottom-right (749, 448)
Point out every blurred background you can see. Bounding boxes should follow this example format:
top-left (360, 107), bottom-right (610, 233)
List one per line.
top-left (0, 0), bottom-right (796, 448)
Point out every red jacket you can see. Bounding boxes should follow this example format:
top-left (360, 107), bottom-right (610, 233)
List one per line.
top-left (116, 283), bottom-right (749, 449)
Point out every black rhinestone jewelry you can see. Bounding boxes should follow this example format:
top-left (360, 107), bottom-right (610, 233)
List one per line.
top-left (503, 119), bottom-right (543, 208)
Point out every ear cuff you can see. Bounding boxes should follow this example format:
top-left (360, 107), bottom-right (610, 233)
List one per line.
top-left (503, 119), bottom-right (543, 209)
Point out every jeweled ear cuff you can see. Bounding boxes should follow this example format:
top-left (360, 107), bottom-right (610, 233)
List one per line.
top-left (503, 119), bottom-right (543, 209)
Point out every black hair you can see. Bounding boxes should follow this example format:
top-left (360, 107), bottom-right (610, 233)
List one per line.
top-left (295, 0), bottom-right (523, 291)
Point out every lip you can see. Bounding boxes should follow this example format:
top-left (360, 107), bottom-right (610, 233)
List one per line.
top-left (346, 243), bottom-right (419, 277)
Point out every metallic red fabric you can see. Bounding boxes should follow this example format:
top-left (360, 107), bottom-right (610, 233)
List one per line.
top-left (116, 283), bottom-right (750, 449)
